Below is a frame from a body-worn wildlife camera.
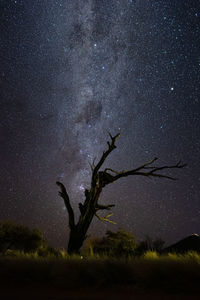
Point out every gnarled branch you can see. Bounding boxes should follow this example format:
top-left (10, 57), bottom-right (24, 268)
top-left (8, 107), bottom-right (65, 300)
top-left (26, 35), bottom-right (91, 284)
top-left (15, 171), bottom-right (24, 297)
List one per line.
top-left (92, 133), bottom-right (120, 184)
top-left (112, 159), bottom-right (186, 182)
top-left (97, 158), bottom-right (186, 186)
top-left (56, 181), bottom-right (75, 229)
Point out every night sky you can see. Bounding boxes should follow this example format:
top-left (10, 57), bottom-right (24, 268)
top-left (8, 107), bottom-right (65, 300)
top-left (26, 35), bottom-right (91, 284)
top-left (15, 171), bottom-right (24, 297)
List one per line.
top-left (0, 0), bottom-right (200, 248)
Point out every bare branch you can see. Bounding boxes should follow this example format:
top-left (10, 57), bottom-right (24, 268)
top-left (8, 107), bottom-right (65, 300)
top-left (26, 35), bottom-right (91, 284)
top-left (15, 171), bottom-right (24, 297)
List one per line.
top-left (95, 212), bottom-right (116, 224)
top-left (112, 159), bottom-right (186, 182)
top-left (95, 204), bottom-right (115, 211)
top-left (92, 133), bottom-right (120, 182)
top-left (108, 158), bottom-right (183, 175)
top-left (131, 171), bottom-right (178, 180)
top-left (89, 157), bottom-right (97, 171)
top-left (104, 168), bottom-right (122, 175)
top-left (95, 159), bottom-right (186, 187)
top-left (143, 161), bottom-right (187, 173)
top-left (89, 162), bottom-right (93, 171)
top-left (108, 132), bottom-right (120, 144)
top-left (56, 181), bottom-right (75, 229)
top-left (131, 157), bottom-right (158, 172)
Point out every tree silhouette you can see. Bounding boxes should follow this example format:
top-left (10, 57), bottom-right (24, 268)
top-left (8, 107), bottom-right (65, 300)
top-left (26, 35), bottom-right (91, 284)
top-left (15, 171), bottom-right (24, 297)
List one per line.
top-left (56, 133), bottom-right (186, 254)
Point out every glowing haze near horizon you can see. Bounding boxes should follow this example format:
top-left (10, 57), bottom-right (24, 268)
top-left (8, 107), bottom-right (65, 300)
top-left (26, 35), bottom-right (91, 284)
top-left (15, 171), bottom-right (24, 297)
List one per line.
top-left (0, 0), bottom-right (200, 248)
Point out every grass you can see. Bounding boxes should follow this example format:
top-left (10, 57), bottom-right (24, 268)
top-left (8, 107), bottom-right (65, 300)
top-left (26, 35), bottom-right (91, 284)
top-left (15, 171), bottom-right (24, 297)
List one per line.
top-left (0, 250), bottom-right (200, 295)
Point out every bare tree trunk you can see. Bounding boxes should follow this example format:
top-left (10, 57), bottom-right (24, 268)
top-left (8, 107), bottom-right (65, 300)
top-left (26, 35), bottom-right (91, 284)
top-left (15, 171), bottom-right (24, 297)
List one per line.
top-left (67, 214), bottom-right (94, 254)
top-left (57, 133), bottom-right (186, 254)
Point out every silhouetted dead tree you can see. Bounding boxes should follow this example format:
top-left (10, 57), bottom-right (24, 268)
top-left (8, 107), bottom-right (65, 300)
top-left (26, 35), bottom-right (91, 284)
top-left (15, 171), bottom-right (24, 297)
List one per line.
top-left (56, 133), bottom-right (186, 254)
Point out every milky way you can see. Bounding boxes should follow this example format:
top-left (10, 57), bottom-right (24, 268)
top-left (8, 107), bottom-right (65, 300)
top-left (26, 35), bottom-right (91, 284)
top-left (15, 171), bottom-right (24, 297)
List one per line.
top-left (0, 0), bottom-right (200, 248)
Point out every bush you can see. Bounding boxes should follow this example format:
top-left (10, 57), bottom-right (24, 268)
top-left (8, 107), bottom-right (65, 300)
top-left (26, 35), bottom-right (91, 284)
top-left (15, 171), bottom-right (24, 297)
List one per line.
top-left (143, 251), bottom-right (159, 260)
top-left (0, 221), bottom-right (47, 253)
top-left (83, 229), bottom-right (138, 258)
top-left (136, 236), bottom-right (165, 255)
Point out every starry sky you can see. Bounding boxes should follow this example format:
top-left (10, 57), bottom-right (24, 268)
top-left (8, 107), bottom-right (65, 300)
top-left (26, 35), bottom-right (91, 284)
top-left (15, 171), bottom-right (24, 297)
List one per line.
top-left (0, 0), bottom-right (200, 248)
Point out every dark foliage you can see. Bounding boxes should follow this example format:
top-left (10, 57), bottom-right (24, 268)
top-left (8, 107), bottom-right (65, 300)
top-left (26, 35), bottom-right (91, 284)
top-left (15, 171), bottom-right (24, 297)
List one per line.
top-left (0, 221), bottom-right (47, 253)
top-left (136, 236), bottom-right (165, 255)
top-left (85, 229), bottom-right (138, 257)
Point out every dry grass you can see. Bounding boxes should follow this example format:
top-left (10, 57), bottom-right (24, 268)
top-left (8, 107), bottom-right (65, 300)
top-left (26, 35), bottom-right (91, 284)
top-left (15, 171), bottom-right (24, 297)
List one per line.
top-left (0, 251), bottom-right (200, 295)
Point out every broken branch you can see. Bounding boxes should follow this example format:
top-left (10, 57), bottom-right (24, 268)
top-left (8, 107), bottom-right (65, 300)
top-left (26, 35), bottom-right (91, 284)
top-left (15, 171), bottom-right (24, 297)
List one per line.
top-left (95, 204), bottom-right (115, 211)
top-left (95, 212), bottom-right (116, 224)
top-left (56, 181), bottom-right (75, 229)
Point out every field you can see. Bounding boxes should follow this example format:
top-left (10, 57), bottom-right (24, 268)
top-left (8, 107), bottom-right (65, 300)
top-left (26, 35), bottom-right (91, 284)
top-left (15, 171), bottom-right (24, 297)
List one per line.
top-left (0, 251), bottom-right (200, 299)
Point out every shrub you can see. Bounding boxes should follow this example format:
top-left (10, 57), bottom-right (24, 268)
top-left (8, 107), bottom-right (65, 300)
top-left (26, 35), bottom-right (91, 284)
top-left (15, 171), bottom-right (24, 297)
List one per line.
top-left (143, 251), bottom-right (159, 260)
top-left (0, 221), bottom-right (47, 253)
top-left (83, 229), bottom-right (138, 258)
top-left (136, 236), bottom-right (165, 255)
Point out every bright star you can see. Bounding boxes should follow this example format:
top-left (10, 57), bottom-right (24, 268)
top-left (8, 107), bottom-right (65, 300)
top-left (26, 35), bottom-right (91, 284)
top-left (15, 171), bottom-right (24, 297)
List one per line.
top-left (79, 184), bottom-right (85, 191)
